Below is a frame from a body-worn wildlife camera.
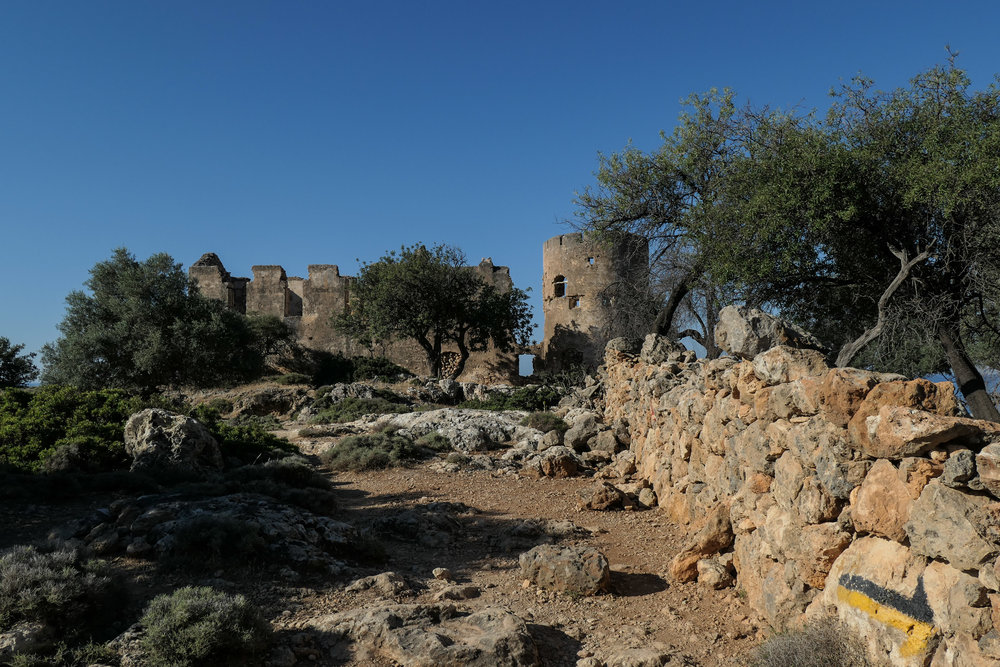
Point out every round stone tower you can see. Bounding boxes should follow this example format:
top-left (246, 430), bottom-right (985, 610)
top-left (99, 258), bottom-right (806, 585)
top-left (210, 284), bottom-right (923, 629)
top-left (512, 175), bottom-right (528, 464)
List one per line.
top-left (540, 232), bottom-right (649, 371)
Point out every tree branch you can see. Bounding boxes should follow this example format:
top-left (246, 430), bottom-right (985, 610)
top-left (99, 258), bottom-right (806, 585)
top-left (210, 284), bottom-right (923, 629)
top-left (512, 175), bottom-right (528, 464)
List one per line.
top-left (835, 245), bottom-right (933, 368)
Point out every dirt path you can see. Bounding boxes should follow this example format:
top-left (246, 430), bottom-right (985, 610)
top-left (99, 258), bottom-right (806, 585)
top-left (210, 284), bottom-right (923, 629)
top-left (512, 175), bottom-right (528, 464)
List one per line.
top-left (270, 463), bottom-right (762, 666)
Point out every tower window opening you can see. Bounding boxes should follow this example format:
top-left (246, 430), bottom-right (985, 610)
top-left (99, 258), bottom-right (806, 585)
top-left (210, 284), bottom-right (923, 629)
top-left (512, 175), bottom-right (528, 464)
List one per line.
top-left (553, 275), bottom-right (567, 298)
top-left (571, 297), bottom-right (580, 309)
top-left (587, 257), bottom-right (594, 266)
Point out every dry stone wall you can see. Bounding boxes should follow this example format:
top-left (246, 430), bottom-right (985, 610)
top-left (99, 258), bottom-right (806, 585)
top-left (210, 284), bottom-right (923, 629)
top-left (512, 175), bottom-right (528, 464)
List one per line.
top-left (601, 310), bottom-right (1000, 666)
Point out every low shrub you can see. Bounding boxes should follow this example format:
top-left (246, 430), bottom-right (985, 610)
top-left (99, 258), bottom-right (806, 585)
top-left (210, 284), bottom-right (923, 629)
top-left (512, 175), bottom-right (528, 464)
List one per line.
top-left (139, 586), bottom-right (270, 667)
top-left (414, 431), bottom-right (451, 452)
top-left (310, 352), bottom-right (413, 386)
top-left (0, 386), bottom-right (146, 472)
top-left (262, 373), bottom-right (311, 385)
top-left (0, 547), bottom-right (120, 637)
top-left (520, 411), bottom-right (569, 433)
top-left (9, 641), bottom-right (120, 667)
top-left (458, 385), bottom-right (562, 412)
top-left (225, 457), bottom-right (338, 515)
top-left (190, 404), bottom-right (297, 464)
top-left (165, 516), bottom-right (266, 569)
top-left (319, 432), bottom-right (443, 471)
top-left (749, 619), bottom-right (870, 667)
top-left (310, 397), bottom-right (414, 424)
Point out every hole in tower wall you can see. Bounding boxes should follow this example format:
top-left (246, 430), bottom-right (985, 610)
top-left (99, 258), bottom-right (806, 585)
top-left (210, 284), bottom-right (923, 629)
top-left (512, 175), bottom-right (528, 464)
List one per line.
top-left (553, 275), bottom-right (567, 298)
top-left (587, 257), bottom-right (594, 266)
top-left (519, 354), bottom-right (536, 377)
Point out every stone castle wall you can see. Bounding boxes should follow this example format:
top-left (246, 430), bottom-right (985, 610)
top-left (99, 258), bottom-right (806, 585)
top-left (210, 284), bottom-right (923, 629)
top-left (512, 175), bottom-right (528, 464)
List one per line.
top-left (189, 253), bottom-right (516, 381)
top-left (600, 310), bottom-right (1000, 665)
top-left (541, 232), bottom-right (649, 372)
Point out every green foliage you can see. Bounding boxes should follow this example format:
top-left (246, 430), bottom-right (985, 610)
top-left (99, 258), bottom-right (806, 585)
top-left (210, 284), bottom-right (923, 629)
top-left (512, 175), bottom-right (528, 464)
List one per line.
top-left (41, 248), bottom-right (295, 394)
top-left (0, 337), bottom-right (38, 388)
top-left (0, 385), bottom-right (145, 472)
top-left (139, 586), bottom-right (270, 667)
top-left (334, 243), bottom-right (533, 379)
top-left (165, 516), bottom-right (267, 569)
top-left (414, 431), bottom-right (452, 451)
top-left (9, 641), bottom-right (120, 667)
top-left (520, 411), bottom-right (569, 433)
top-left (0, 547), bottom-right (119, 636)
top-left (319, 432), bottom-right (444, 471)
top-left (458, 385), bottom-right (562, 412)
top-left (575, 56), bottom-right (1000, 418)
top-left (189, 403), bottom-right (296, 464)
top-left (224, 457), bottom-right (338, 515)
top-left (350, 356), bottom-right (414, 382)
top-left (310, 397), bottom-right (414, 424)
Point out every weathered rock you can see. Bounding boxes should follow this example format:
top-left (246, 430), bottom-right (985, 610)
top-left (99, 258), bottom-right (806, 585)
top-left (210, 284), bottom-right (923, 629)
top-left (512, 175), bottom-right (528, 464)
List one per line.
top-left (230, 386), bottom-right (311, 418)
top-left (536, 446), bottom-right (581, 478)
top-left (578, 481), bottom-right (628, 511)
top-left (824, 537), bottom-right (935, 666)
top-left (0, 621), bottom-right (52, 661)
top-left (943, 449), bottom-right (978, 489)
top-left (864, 407), bottom-right (986, 459)
top-left (714, 305), bottom-right (825, 359)
top-left (668, 503), bottom-right (733, 582)
top-left (975, 443), bottom-right (1000, 500)
top-left (605, 645), bottom-right (675, 667)
top-left (853, 458), bottom-right (915, 542)
top-left (592, 429), bottom-right (620, 453)
top-left (696, 558), bottom-right (733, 589)
top-left (752, 346), bottom-right (829, 386)
top-left (124, 408), bottom-right (222, 474)
top-left (817, 367), bottom-right (882, 428)
top-left (315, 604), bottom-right (540, 667)
top-left (637, 487), bottom-right (658, 508)
top-left (519, 544), bottom-right (610, 595)
top-left (904, 481), bottom-right (998, 571)
top-left (847, 379), bottom-right (965, 454)
top-left (605, 337), bottom-right (642, 356)
top-left (565, 413), bottom-right (600, 451)
top-left (346, 572), bottom-right (410, 596)
top-left (922, 561), bottom-right (992, 637)
top-left (386, 409), bottom-right (534, 453)
top-left (639, 334), bottom-right (687, 365)
top-left (432, 585), bottom-right (480, 601)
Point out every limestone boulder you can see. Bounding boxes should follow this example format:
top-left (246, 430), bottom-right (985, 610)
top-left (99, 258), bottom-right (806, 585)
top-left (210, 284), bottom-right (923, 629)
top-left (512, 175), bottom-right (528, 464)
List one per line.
top-left (903, 481), bottom-right (998, 571)
top-left (519, 544), bottom-right (610, 595)
top-left (314, 604), bottom-right (540, 667)
top-left (817, 367), bottom-right (883, 428)
top-left (714, 305), bottom-right (826, 359)
top-left (668, 502), bottom-right (733, 582)
top-left (534, 446), bottom-right (580, 478)
top-left (752, 346), bottom-right (830, 386)
top-left (639, 334), bottom-right (687, 365)
top-left (852, 459), bottom-right (915, 542)
top-left (564, 412), bottom-right (600, 451)
top-left (577, 481), bottom-right (628, 511)
top-left (922, 561), bottom-right (992, 637)
top-left (823, 537), bottom-right (934, 666)
top-left (124, 408), bottom-right (222, 474)
top-left (975, 443), bottom-right (1000, 500)
top-left (847, 379), bottom-right (965, 454)
top-left (863, 407), bottom-right (987, 460)
top-left (387, 409), bottom-right (533, 453)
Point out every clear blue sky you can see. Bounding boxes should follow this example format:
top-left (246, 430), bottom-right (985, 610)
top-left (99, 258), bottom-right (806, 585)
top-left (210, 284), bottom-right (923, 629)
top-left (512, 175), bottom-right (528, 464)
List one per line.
top-left (3, 1), bottom-right (1000, 360)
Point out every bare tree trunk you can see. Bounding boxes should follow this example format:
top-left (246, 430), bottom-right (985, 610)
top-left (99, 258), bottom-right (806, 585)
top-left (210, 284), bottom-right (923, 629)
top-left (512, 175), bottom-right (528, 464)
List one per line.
top-left (836, 247), bottom-right (931, 368)
top-left (938, 326), bottom-right (1000, 422)
top-left (451, 336), bottom-right (470, 380)
top-left (654, 270), bottom-right (695, 335)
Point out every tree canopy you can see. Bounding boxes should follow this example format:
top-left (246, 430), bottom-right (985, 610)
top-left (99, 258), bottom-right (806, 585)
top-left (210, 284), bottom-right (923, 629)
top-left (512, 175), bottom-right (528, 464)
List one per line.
top-left (0, 337), bottom-right (38, 388)
top-left (335, 243), bottom-right (533, 379)
top-left (42, 248), bottom-right (294, 393)
top-left (575, 55), bottom-right (1000, 421)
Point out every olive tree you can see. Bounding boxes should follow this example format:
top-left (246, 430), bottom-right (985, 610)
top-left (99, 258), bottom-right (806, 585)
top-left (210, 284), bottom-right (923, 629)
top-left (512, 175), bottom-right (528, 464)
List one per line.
top-left (335, 243), bottom-right (533, 379)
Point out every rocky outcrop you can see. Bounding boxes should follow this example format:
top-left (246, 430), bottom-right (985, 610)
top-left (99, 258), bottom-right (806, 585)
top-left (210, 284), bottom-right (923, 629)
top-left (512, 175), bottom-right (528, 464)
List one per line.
top-left (713, 305), bottom-right (826, 359)
top-left (600, 306), bottom-right (1000, 666)
top-left (314, 603), bottom-right (540, 666)
top-left (124, 409), bottom-right (222, 475)
top-left (519, 544), bottom-right (610, 595)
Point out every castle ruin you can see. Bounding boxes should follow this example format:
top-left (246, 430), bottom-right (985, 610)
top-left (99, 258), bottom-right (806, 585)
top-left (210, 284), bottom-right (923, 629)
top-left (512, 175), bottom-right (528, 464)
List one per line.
top-left (191, 232), bottom-right (649, 380)
top-left (540, 232), bottom-right (650, 372)
top-left (189, 252), bottom-right (517, 381)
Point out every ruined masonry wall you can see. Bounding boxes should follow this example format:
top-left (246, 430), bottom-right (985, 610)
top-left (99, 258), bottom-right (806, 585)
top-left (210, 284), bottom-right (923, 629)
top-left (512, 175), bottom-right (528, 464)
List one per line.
top-left (189, 254), bottom-right (516, 381)
top-left (601, 341), bottom-right (1000, 666)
